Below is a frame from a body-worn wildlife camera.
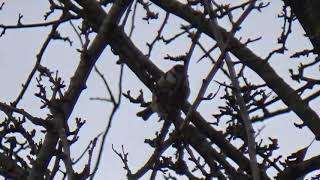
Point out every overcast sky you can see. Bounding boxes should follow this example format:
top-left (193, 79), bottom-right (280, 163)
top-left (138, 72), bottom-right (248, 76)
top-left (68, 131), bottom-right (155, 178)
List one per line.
top-left (0, 0), bottom-right (319, 179)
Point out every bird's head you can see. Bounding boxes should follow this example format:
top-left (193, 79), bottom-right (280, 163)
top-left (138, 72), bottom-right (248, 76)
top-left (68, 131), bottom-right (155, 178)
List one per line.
top-left (171, 64), bottom-right (185, 76)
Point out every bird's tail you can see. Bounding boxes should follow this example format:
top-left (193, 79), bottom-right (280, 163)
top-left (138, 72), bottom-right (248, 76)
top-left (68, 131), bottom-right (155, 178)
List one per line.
top-left (136, 107), bottom-right (154, 120)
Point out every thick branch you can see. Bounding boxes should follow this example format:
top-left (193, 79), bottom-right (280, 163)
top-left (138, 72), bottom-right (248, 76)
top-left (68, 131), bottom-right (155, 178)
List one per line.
top-left (277, 155), bottom-right (320, 180)
top-left (0, 153), bottom-right (27, 180)
top-left (283, 0), bottom-right (320, 55)
top-left (27, 1), bottom-right (130, 179)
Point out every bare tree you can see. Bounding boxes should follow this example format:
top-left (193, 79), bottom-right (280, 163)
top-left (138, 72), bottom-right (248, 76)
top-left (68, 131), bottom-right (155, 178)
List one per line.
top-left (0, 0), bottom-right (319, 179)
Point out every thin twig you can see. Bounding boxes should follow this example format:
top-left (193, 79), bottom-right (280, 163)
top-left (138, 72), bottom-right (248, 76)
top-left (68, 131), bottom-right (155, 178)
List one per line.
top-left (204, 1), bottom-right (260, 180)
top-left (11, 14), bottom-right (67, 107)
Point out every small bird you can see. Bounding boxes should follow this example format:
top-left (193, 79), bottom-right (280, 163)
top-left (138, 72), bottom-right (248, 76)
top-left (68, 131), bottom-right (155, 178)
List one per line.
top-left (137, 64), bottom-right (190, 120)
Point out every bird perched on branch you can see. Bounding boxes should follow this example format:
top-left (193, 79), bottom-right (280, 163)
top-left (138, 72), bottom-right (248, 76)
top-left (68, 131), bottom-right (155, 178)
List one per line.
top-left (137, 64), bottom-right (190, 120)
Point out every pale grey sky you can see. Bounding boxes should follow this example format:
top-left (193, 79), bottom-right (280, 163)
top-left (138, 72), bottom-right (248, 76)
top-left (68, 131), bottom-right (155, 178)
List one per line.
top-left (0, 0), bottom-right (319, 179)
